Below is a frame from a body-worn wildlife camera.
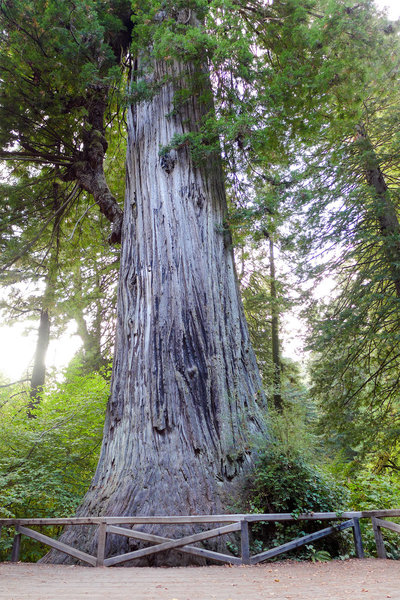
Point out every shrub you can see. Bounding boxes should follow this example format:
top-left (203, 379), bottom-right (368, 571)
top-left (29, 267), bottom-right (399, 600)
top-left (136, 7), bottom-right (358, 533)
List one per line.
top-left (243, 448), bottom-right (349, 560)
top-left (337, 466), bottom-right (400, 558)
top-left (0, 366), bottom-right (109, 561)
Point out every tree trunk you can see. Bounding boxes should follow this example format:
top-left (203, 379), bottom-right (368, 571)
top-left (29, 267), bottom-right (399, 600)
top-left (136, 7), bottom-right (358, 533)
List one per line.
top-left (43, 58), bottom-right (268, 565)
top-left (356, 124), bottom-right (400, 297)
top-left (269, 236), bottom-right (282, 412)
top-left (27, 179), bottom-right (61, 416)
top-left (27, 308), bottom-right (50, 416)
top-left (72, 265), bottom-right (108, 373)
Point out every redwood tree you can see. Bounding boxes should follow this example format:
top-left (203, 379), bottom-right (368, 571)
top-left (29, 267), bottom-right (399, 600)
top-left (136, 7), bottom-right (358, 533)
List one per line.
top-left (0, 0), bottom-right (275, 563)
top-left (49, 59), bottom-right (268, 564)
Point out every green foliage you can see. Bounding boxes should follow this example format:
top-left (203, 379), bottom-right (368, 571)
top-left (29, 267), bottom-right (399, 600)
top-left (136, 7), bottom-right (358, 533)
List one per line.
top-left (248, 448), bottom-right (346, 515)
top-left (268, 392), bottom-right (317, 462)
top-left (0, 365), bottom-right (109, 561)
top-left (243, 447), bottom-right (349, 559)
top-left (331, 464), bottom-right (400, 558)
top-left (274, 2), bottom-right (400, 474)
top-left (306, 546), bottom-right (332, 563)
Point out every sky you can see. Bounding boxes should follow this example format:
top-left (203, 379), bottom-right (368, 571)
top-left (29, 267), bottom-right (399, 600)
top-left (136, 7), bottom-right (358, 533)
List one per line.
top-left (0, 0), bottom-right (399, 381)
top-left (0, 321), bottom-right (81, 382)
top-left (375, 0), bottom-right (400, 19)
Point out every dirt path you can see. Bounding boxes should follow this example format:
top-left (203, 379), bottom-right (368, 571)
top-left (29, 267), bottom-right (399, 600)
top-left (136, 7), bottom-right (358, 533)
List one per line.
top-left (1, 559), bottom-right (399, 600)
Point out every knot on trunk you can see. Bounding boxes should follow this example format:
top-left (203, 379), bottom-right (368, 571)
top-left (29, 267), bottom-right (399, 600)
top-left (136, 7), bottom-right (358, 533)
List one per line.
top-left (160, 151), bottom-right (176, 174)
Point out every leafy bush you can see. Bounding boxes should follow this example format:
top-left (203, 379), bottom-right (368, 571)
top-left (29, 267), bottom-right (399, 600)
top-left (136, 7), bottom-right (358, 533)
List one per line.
top-left (0, 365), bottom-right (109, 561)
top-left (243, 448), bottom-right (349, 560)
top-left (335, 465), bottom-right (400, 558)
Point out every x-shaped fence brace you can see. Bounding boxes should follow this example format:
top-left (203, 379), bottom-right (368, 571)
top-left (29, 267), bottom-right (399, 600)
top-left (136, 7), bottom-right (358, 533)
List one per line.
top-left (2, 510), bottom-right (400, 566)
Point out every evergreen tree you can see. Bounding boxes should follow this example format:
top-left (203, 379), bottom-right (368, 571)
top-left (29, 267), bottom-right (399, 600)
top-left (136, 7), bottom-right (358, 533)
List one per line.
top-left (281, 2), bottom-right (400, 468)
top-left (2, 0), bottom-right (397, 563)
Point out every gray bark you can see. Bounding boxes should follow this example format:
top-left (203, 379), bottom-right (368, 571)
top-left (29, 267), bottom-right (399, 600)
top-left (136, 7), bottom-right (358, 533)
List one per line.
top-left (43, 58), bottom-right (268, 565)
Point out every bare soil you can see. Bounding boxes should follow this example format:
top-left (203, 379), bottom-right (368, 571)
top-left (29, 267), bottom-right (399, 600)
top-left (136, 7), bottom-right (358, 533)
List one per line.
top-left (0, 559), bottom-right (399, 600)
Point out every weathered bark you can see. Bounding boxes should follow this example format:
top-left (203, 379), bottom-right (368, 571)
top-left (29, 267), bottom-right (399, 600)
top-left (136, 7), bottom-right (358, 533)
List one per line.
top-left (43, 58), bottom-right (268, 565)
top-left (356, 124), bottom-right (400, 297)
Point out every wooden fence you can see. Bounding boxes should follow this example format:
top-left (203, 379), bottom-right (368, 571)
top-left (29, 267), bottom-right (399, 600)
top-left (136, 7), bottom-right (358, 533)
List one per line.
top-left (1, 510), bottom-right (399, 567)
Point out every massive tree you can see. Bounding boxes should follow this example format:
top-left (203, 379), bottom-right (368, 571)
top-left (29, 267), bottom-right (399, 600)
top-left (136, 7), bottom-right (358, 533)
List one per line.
top-left (52, 60), bottom-right (268, 564)
top-left (4, 0), bottom-right (395, 562)
top-left (0, 0), bottom-right (276, 562)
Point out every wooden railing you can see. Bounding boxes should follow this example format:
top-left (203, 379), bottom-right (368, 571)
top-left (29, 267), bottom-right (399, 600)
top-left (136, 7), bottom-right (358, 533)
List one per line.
top-left (1, 510), bottom-right (399, 566)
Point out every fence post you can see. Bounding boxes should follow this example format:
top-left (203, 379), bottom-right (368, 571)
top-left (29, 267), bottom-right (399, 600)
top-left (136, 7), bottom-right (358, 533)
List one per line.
top-left (371, 516), bottom-right (386, 558)
top-left (96, 522), bottom-right (107, 567)
top-left (11, 528), bottom-right (21, 563)
top-left (351, 518), bottom-right (364, 558)
top-left (240, 518), bottom-right (250, 565)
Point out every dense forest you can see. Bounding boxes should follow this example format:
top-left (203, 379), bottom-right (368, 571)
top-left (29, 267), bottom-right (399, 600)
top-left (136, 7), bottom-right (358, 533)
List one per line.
top-left (1, 0), bottom-right (400, 564)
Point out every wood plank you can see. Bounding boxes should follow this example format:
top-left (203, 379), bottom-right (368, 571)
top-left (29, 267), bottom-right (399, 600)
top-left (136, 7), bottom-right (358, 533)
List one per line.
top-left (374, 518), bottom-right (400, 535)
top-left (352, 518), bottom-right (364, 558)
top-left (106, 526), bottom-right (241, 564)
top-left (105, 516), bottom-right (243, 525)
top-left (0, 516), bottom-right (241, 527)
top-left (0, 517), bottom-right (105, 526)
top-left (5, 509), bottom-right (400, 530)
top-left (11, 531), bottom-right (21, 562)
top-left (104, 512), bottom-right (362, 525)
top-left (107, 525), bottom-right (170, 541)
top-left (96, 522), bottom-right (107, 567)
top-left (172, 544), bottom-right (241, 565)
top-left (371, 517), bottom-right (386, 559)
top-left (250, 520), bottom-right (354, 565)
top-left (104, 522), bottom-right (241, 566)
top-left (244, 512), bottom-right (363, 522)
top-left (240, 519), bottom-right (250, 565)
top-left (0, 512), bottom-right (368, 528)
top-left (363, 510), bottom-right (400, 518)
top-left (17, 525), bottom-right (97, 566)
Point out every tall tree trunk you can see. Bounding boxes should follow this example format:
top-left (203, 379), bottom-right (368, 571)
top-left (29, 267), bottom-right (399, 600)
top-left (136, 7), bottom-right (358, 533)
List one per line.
top-left (27, 179), bottom-right (61, 416)
top-left (356, 124), bottom-right (400, 297)
top-left (43, 58), bottom-right (268, 565)
top-left (72, 265), bottom-right (107, 373)
top-left (27, 308), bottom-right (50, 416)
top-left (269, 236), bottom-right (282, 412)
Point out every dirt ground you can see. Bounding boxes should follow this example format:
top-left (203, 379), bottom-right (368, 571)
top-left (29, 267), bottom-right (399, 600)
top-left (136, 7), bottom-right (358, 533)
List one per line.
top-left (0, 559), bottom-right (399, 600)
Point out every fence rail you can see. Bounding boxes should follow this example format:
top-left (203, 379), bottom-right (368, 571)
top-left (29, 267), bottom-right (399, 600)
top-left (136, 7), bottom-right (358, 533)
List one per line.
top-left (1, 510), bottom-right (399, 567)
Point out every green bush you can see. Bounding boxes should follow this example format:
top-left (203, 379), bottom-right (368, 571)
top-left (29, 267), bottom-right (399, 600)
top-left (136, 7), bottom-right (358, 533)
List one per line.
top-left (336, 466), bottom-right (400, 558)
top-left (243, 448), bottom-right (349, 560)
top-left (0, 365), bottom-right (109, 561)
